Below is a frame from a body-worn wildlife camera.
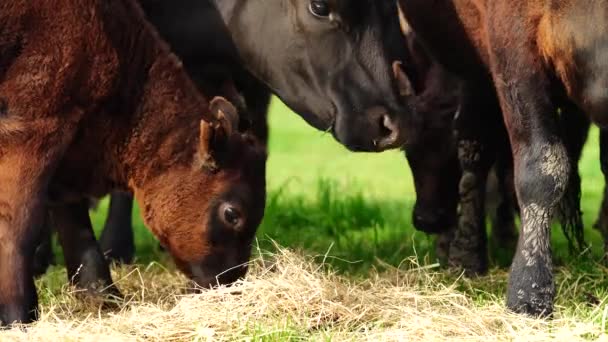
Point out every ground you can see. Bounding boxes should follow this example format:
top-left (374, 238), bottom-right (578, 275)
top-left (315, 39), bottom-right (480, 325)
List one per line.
top-left (2, 99), bottom-right (608, 340)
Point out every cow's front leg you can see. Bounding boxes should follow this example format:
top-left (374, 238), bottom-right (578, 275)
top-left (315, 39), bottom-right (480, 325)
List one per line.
top-left (51, 201), bottom-right (119, 298)
top-left (505, 136), bottom-right (567, 317)
top-left (0, 179), bottom-right (42, 325)
top-left (488, 12), bottom-right (567, 316)
top-left (99, 192), bottom-right (135, 264)
top-left (32, 213), bottom-right (56, 277)
top-left (595, 128), bottom-right (608, 259)
top-left (0, 132), bottom-right (72, 325)
top-left (448, 86), bottom-right (499, 275)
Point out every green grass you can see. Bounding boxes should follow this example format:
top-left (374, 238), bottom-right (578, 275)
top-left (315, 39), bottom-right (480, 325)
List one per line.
top-left (89, 97), bottom-right (606, 271)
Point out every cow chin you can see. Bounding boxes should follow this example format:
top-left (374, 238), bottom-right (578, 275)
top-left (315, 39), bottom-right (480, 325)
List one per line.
top-left (189, 263), bottom-right (247, 290)
top-left (172, 257), bottom-right (247, 290)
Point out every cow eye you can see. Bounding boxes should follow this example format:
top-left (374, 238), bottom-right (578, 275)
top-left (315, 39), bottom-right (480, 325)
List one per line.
top-left (219, 202), bottom-right (244, 229)
top-left (309, 0), bottom-right (331, 18)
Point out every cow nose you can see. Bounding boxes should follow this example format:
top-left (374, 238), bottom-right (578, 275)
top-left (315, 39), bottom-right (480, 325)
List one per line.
top-left (412, 207), bottom-right (453, 234)
top-left (190, 263), bottom-right (248, 290)
top-left (374, 114), bottom-right (401, 150)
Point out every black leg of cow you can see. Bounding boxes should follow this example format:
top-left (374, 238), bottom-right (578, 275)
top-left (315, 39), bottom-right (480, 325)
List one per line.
top-left (50, 201), bottom-right (119, 297)
top-left (435, 229), bottom-right (454, 264)
top-left (595, 128), bottom-right (608, 259)
top-left (32, 212), bottom-right (56, 278)
top-left (448, 139), bottom-right (491, 275)
top-left (489, 154), bottom-right (518, 257)
top-left (556, 103), bottom-right (590, 252)
top-left (99, 192), bottom-right (134, 264)
top-left (488, 17), bottom-right (568, 316)
top-left (447, 86), bottom-right (498, 276)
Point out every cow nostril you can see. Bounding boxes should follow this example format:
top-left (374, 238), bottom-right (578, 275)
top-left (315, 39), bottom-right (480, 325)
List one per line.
top-left (378, 115), bottom-right (392, 138)
top-left (374, 114), bottom-right (400, 150)
top-left (382, 115), bottom-right (399, 135)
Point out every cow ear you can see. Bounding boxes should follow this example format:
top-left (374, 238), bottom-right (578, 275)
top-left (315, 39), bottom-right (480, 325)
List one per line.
top-left (393, 61), bottom-right (414, 97)
top-left (210, 96), bottom-right (238, 136)
top-left (198, 97), bottom-right (238, 172)
top-left (397, 2), bottom-right (412, 36)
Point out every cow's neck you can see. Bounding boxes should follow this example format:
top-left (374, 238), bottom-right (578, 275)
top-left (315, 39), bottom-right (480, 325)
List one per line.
top-left (108, 1), bottom-right (210, 191)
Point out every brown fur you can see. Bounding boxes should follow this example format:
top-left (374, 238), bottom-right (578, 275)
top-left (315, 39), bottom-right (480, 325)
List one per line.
top-left (537, 0), bottom-right (608, 123)
top-left (0, 0), bottom-right (266, 324)
top-left (398, 0), bottom-right (608, 317)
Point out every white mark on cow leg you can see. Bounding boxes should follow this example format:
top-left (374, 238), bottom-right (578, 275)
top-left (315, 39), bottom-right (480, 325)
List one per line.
top-left (521, 203), bottom-right (552, 267)
top-left (517, 289), bottom-right (526, 300)
top-left (539, 143), bottom-right (569, 196)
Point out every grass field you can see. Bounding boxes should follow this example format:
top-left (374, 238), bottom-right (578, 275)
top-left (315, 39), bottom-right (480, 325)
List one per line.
top-left (3, 98), bottom-right (608, 340)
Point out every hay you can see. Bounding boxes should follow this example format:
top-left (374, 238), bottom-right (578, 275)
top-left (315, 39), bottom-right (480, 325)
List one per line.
top-left (1, 248), bottom-right (605, 341)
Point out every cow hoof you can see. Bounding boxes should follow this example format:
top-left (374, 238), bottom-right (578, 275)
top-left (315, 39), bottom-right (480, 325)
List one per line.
top-left (506, 288), bottom-right (554, 318)
top-left (447, 247), bottom-right (488, 276)
top-left (506, 264), bottom-right (555, 318)
top-left (0, 303), bottom-right (38, 327)
top-left (73, 277), bottom-right (122, 309)
top-left (71, 248), bottom-right (121, 306)
top-left (435, 230), bottom-right (454, 265)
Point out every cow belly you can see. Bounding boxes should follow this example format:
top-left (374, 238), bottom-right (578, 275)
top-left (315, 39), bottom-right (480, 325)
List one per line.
top-left (538, 1), bottom-right (608, 125)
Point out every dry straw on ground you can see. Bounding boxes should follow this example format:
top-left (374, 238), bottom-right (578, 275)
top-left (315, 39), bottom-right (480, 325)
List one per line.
top-left (1, 248), bottom-right (606, 341)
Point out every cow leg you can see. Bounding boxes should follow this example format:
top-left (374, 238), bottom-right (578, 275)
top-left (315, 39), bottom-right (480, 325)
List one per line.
top-left (0, 189), bottom-right (41, 325)
top-left (32, 212), bottom-right (56, 277)
top-left (0, 148), bottom-right (65, 325)
top-left (51, 200), bottom-right (119, 296)
top-left (447, 85), bottom-right (498, 275)
top-left (595, 128), bottom-right (608, 259)
top-left (556, 103), bottom-right (590, 251)
top-left (488, 14), bottom-right (568, 317)
top-left (99, 192), bottom-right (134, 264)
top-left (490, 153), bottom-right (518, 256)
top-left (435, 229), bottom-right (454, 263)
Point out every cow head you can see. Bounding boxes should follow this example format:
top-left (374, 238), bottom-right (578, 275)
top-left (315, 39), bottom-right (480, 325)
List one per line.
top-left (406, 130), bottom-right (460, 234)
top-left (134, 97), bottom-right (267, 288)
top-left (213, 0), bottom-right (417, 151)
top-left (392, 12), bottom-right (463, 234)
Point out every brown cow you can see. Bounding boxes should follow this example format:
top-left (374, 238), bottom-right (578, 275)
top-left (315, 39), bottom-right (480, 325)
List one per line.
top-left (397, 0), bottom-right (607, 316)
top-left (0, 0), bottom-right (266, 325)
top-left (398, 15), bottom-right (592, 267)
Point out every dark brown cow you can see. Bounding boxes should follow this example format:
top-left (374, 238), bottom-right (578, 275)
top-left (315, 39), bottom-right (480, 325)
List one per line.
top-left (396, 13), bottom-right (521, 269)
top-left (0, 0), bottom-right (266, 325)
top-left (400, 16), bottom-right (592, 267)
top-left (397, 0), bottom-right (607, 316)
